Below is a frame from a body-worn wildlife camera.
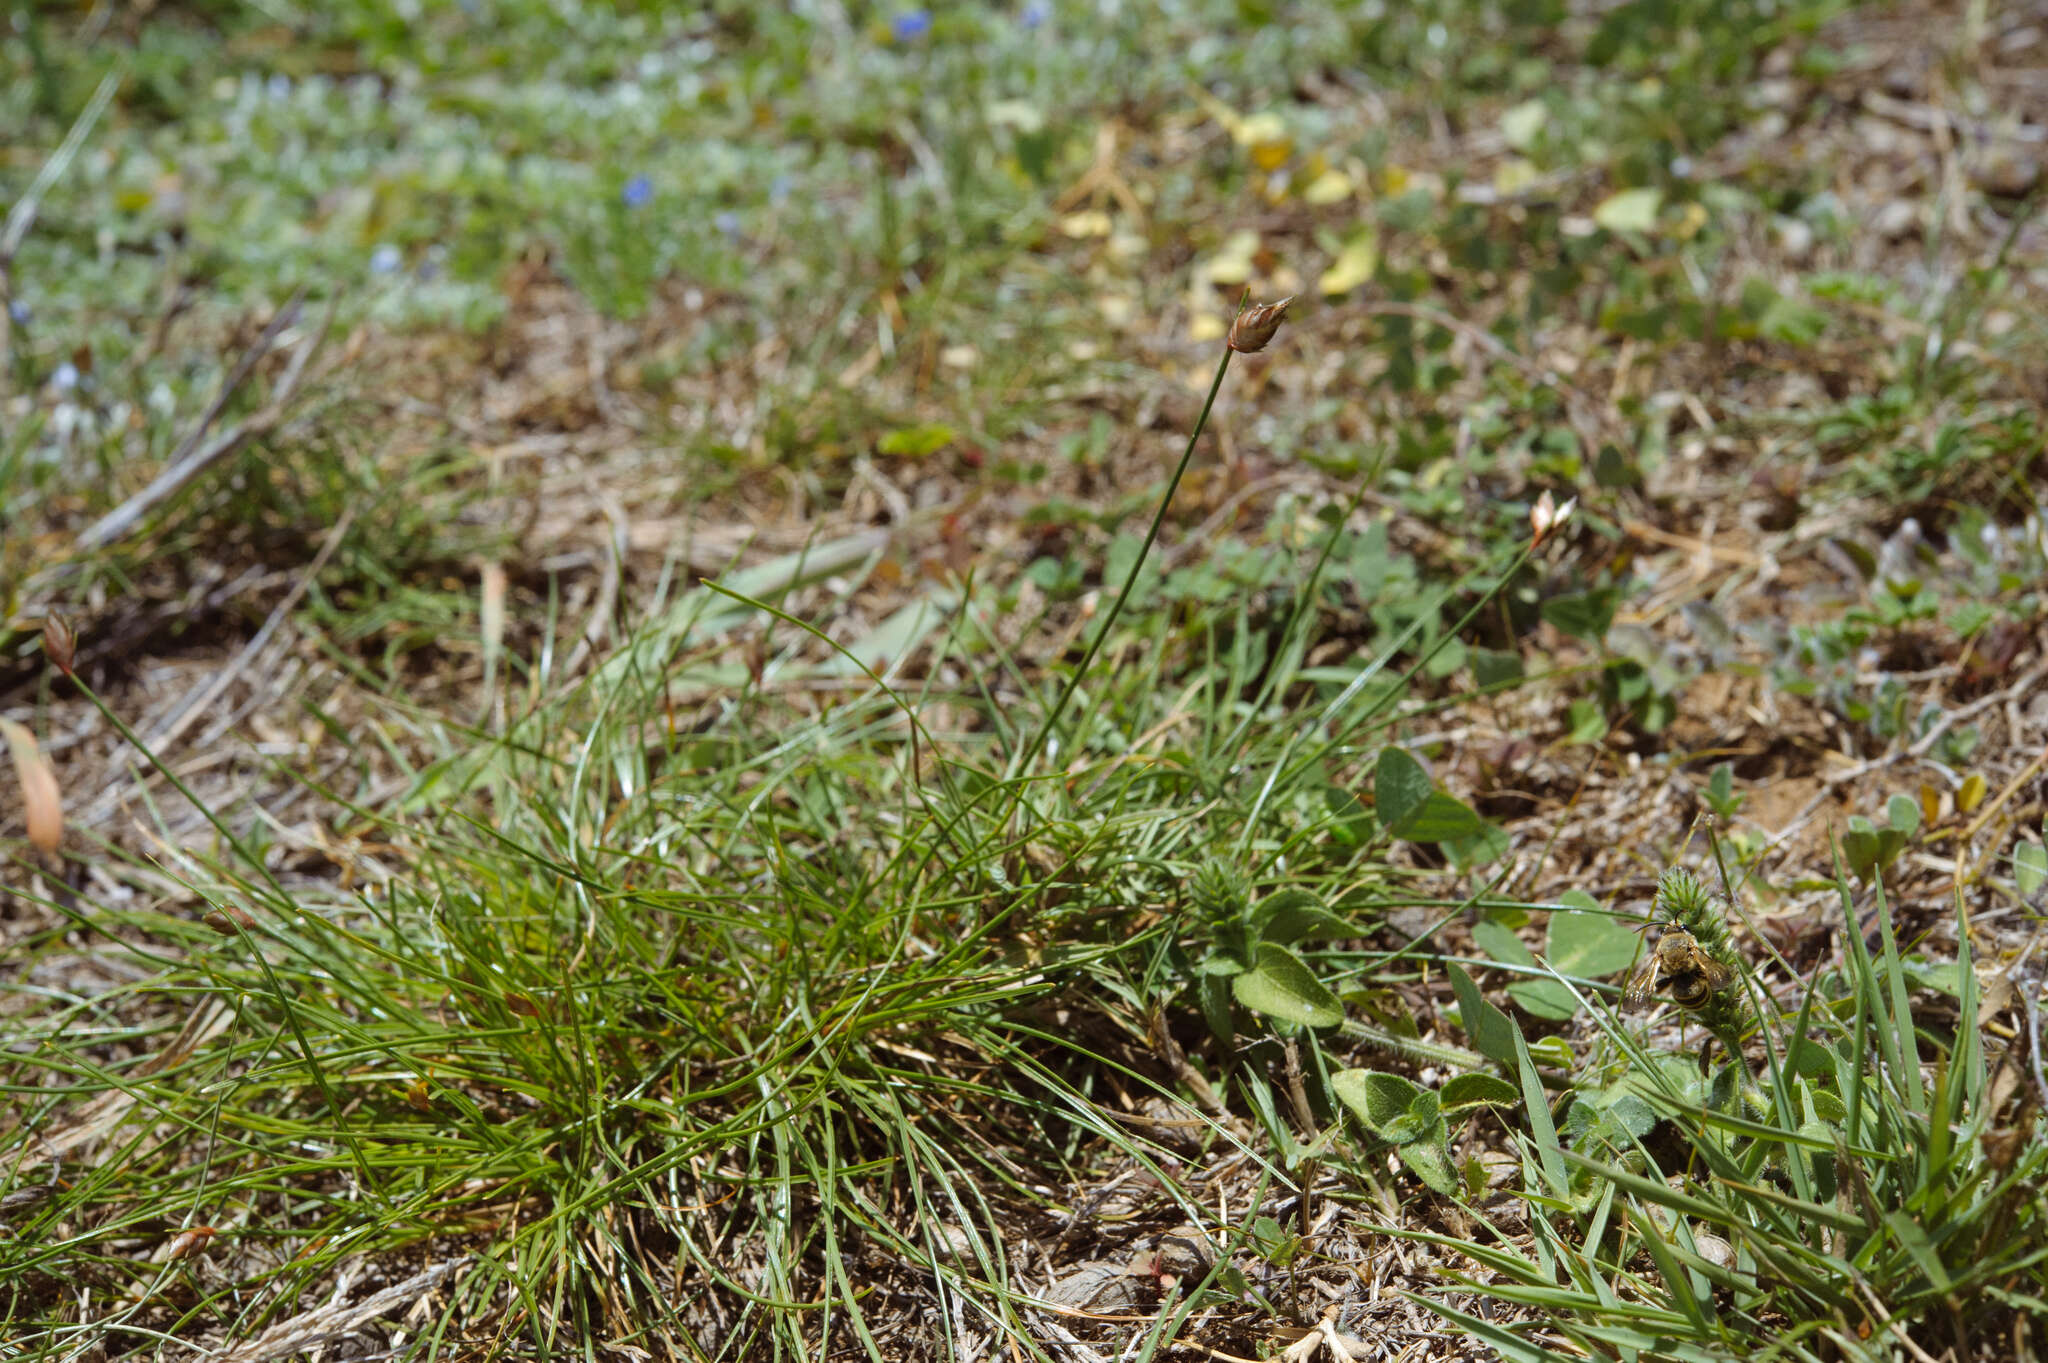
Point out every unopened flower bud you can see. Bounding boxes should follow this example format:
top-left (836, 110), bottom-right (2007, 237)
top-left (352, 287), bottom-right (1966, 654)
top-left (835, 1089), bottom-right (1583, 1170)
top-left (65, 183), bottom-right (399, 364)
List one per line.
top-left (1226, 296), bottom-right (1294, 353)
top-left (1530, 490), bottom-right (1577, 545)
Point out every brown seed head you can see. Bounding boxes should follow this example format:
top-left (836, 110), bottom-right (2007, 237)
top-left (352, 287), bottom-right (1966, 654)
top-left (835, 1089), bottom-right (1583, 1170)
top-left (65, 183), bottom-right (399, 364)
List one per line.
top-left (1226, 296), bottom-right (1294, 353)
top-left (42, 614), bottom-right (75, 678)
top-left (204, 904), bottom-right (259, 934)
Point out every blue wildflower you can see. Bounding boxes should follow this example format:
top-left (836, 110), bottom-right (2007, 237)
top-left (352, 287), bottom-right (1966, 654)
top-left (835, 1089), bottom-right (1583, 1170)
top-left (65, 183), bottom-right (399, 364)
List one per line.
top-left (1021, 0), bottom-right (1049, 27)
top-left (714, 211), bottom-right (742, 239)
top-left (769, 174), bottom-right (792, 206)
top-left (266, 73), bottom-right (292, 101)
top-left (51, 361), bottom-right (79, 391)
top-left (622, 174), bottom-right (654, 208)
top-left (369, 244), bottom-right (403, 275)
top-left (7, 300), bottom-right (29, 326)
top-left (891, 10), bottom-right (931, 42)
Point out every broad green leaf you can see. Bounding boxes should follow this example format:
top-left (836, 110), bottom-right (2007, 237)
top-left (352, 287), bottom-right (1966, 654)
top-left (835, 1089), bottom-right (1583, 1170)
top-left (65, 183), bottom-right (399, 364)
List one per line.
top-left (1198, 972), bottom-right (1235, 1050)
top-left (1333, 1068), bottom-right (1421, 1131)
top-left (1333, 1072), bottom-right (1455, 1193)
top-left (1593, 186), bottom-right (1662, 234)
top-left (1564, 1082), bottom-right (1659, 1152)
top-left (1257, 889), bottom-right (1355, 945)
top-left (1548, 902), bottom-right (1641, 978)
top-left (2016, 840), bottom-right (2047, 897)
top-left (1471, 647), bottom-right (1524, 689)
top-left (1382, 1089), bottom-right (1440, 1144)
top-left (1624, 1052), bottom-right (1709, 1109)
top-left (1320, 783), bottom-right (1373, 847)
top-left (1448, 962), bottom-right (1521, 1067)
top-left (1396, 1126), bottom-right (1457, 1195)
top-left (1374, 747), bottom-right (1433, 832)
top-left (1398, 791), bottom-right (1486, 843)
top-left (1506, 977), bottom-right (1575, 1021)
top-left (1231, 944), bottom-right (1343, 1028)
top-left (1475, 919), bottom-right (1566, 1018)
top-left (1446, 820), bottom-right (1509, 869)
top-left (1541, 586), bottom-right (1619, 642)
top-left (1566, 697), bottom-right (1608, 744)
top-left (1472, 918), bottom-right (1535, 969)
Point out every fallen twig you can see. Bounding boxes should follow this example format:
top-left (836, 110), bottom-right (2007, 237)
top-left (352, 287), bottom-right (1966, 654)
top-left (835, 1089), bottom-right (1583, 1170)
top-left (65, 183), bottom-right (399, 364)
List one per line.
top-left (205, 1256), bottom-right (472, 1363)
top-left (75, 290), bottom-right (328, 553)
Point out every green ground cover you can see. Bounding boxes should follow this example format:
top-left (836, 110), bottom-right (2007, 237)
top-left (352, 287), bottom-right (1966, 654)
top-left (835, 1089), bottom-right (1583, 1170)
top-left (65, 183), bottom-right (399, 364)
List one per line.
top-left (4, 1), bottom-right (2047, 1359)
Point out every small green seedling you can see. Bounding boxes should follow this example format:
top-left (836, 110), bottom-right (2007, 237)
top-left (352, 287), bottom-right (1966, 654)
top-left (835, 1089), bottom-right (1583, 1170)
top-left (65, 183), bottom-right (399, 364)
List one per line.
top-left (1702, 762), bottom-right (1743, 820)
top-left (1842, 793), bottom-right (1920, 883)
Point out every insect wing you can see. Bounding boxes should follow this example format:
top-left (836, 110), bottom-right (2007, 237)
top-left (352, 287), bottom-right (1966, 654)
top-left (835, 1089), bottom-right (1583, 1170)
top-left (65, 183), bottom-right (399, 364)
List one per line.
top-left (1623, 958), bottom-right (1660, 1008)
top-left (1696, 955), bottom-right (1736, 992)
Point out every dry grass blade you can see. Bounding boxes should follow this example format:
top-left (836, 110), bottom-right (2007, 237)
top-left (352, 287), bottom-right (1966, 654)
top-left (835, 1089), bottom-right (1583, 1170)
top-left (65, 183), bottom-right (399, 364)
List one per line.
top-left (0, 72), bottom-right (123, 261)
top-left (480, 559), bottom-right (508, 705)
top-left (210, 1257), bottom-right (472, 1363)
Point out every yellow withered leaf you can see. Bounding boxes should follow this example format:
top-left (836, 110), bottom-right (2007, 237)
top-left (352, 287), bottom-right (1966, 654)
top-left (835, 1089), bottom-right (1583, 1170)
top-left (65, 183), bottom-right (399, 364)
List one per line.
top-left (1593, 187), bottom-right (1662, 234)
top-left (1300, 168), bottom-right (1355, 205)
top-left (1058, 210), bottom-right (1113, 238)
top-left (1318, 233), bottom-right (1378, 296)
top-left (1200, 229), bottom-right (1262, 286)
top-left (0, 718), bottom-right (62, 853)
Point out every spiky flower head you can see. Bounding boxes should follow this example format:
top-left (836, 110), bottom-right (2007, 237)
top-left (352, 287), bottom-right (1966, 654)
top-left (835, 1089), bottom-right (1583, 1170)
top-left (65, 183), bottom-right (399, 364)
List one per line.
top-left (1651, 864), bottom-right (1747, 1041)
top-left (1189, 858), bottom-right (1249, 922)
top-left (1653, 866), bottom-right (1738, 955)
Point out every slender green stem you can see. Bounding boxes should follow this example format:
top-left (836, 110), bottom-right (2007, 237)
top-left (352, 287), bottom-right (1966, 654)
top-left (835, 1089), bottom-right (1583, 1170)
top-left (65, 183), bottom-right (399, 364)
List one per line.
top-left (63, 676), bottom-right (376, 1191)
top-left (1010, 344), bottom-right (1236, 784)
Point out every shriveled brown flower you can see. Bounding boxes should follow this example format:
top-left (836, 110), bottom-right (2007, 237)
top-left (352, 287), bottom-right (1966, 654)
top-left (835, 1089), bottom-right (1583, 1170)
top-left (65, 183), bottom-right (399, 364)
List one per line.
top-left (1226, 295), bottom-right (1294, 353)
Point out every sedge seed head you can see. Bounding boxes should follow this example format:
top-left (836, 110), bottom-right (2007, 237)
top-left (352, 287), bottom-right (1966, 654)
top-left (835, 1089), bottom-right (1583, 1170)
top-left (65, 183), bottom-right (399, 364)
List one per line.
top-left (1226, 296), bottom-right (1293, 353)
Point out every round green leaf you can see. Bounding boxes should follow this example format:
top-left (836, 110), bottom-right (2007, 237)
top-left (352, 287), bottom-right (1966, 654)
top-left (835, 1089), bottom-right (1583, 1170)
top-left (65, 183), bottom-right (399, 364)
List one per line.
top-left (1886, 792), bottom-right (1921, 835)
